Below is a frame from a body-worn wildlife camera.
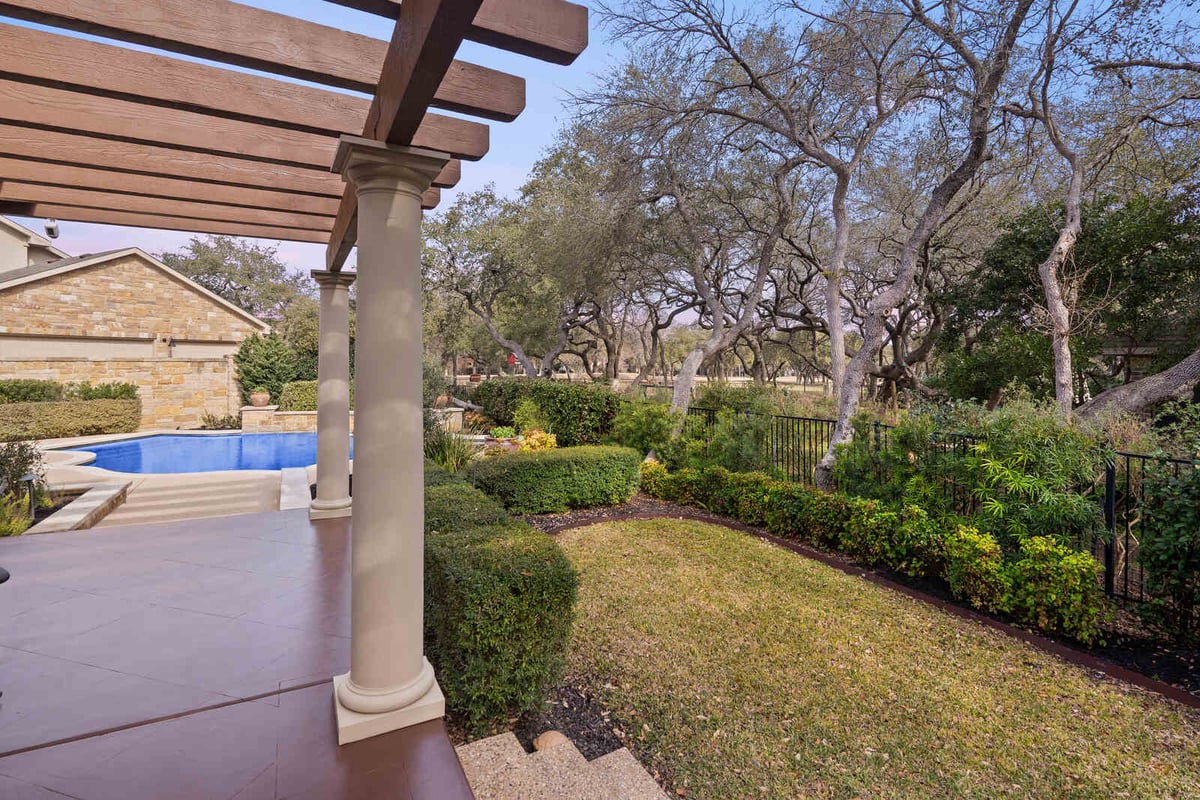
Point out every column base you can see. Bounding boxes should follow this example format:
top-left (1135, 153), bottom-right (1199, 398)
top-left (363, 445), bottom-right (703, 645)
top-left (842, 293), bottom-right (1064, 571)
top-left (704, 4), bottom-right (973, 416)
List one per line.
top-left (309, 498), bottom-right (352, 520)
top-left (332, 672), bottom-right (445, 745)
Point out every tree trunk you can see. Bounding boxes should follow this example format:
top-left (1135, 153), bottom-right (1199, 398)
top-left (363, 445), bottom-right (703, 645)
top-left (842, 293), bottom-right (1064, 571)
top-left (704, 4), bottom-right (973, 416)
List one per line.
top-left (1037, 161), bottom-right (1083, 416)
top-left (1077, 346), bottom-right (1200, 418)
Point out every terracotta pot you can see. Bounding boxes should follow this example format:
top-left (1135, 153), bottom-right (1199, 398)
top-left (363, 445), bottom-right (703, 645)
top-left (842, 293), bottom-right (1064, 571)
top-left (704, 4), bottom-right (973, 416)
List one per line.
top-left (249, 391), bottom-right (271, 407)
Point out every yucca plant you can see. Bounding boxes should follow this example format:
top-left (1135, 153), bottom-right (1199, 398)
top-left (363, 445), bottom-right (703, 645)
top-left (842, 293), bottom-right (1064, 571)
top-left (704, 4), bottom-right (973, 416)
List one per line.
top-left (423, 426), bottom-right (482, 473)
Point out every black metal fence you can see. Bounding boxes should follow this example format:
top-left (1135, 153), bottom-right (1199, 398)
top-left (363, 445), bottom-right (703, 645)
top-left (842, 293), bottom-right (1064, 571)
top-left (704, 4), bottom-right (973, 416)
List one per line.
top-left (687, 406), bottom-right (1197, 611)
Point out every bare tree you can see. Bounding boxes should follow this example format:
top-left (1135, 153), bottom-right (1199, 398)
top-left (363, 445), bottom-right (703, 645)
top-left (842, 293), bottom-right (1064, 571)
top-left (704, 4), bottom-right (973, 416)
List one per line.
top-left (815, 0), bottom-right (1038, 487)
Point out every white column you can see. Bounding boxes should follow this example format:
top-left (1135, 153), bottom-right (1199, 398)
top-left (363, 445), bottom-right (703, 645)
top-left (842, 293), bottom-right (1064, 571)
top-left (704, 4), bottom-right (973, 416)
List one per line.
top-left (309, 269), bottom-right (355, 520)
top-left (330, 136), bottom-right (450, 745)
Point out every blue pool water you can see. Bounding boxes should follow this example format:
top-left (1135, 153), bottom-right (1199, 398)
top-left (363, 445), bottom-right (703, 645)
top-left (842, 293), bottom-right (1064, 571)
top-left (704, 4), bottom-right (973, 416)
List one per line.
top-left (69, 433), bottom-right (353, 474)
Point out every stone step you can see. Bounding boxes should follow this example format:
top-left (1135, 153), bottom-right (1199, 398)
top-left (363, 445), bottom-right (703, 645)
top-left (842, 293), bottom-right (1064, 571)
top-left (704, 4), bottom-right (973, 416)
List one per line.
top-left (456, 731), bottom-right (667, 800)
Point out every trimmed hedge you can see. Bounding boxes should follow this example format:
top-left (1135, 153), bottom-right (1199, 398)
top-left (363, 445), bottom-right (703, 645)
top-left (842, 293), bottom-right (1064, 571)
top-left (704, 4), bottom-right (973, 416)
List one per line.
top-left (473, 446), bottom-right (641, 514)
top-left (0, 399), bottom-right (141, 441)
top-left (422, 467), bottom-right (577, 732)
top-left (471, 378), bottom-right (622, 447)
top-left (278, 379), bottom-right (355, 412)
top-left (0, 379), bottom-right (138, 404)
top-left (640, 462), bottom-right (1107, 644)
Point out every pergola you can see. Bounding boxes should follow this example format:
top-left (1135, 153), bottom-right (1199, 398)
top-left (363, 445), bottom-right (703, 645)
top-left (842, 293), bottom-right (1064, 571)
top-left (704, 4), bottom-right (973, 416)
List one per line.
top-left (0, 0), bottom-right (587, 747)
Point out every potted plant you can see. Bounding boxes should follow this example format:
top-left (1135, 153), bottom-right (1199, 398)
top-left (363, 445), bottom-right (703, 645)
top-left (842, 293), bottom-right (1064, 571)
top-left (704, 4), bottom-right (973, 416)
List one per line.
top-left (249, 387), bottom-right (271, 407)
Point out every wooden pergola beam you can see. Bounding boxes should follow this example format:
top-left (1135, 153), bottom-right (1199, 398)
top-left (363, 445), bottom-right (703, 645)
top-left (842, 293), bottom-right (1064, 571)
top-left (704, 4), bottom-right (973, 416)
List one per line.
top-left (325, 0), bottom-right (589, 64)
top-left (0, 125), bottom-right (461, 195)
top-left (6, 204), bottom-right (333, 243)
top-left (0, 158), bottom-right (339, 217)
top-left (0, 0), bottom-right (527, 119)
top-left (0, 79), bottom-right (488, 166)
top-left (0, 181), bottom-right (336, 231)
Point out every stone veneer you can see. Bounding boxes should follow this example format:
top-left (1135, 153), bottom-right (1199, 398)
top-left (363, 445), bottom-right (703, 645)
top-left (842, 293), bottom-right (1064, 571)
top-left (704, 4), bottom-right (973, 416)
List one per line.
top-left (241, 406), bottom-right (355, 433)
top-left (6, 357), bottom-right (240, 429)
top-left (0, 252), bottom-right (263, 342)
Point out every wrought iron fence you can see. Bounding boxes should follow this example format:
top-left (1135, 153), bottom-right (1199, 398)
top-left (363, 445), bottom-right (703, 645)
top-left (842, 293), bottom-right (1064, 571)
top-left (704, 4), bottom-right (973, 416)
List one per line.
top-left (686, 406), bottom-right (1197, 611)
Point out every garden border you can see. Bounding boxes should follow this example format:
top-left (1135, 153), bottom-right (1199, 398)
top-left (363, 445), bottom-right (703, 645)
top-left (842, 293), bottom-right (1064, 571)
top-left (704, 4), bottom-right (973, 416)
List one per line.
top-left (540, 503), bottom-right (1200, 713)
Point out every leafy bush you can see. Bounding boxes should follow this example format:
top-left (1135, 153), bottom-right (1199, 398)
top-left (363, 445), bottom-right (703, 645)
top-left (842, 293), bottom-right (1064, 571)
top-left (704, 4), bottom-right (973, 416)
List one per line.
top-left (234, 333), bottom-right (297, 404)
top-left (424, 483), bottom-right (509, 533)
top-left (424, 426), bottom-right (482, 472)
top-left (0, 399), bottom-right (141, 441)
top-left (473, 446), bottom-right (641, 514)
top-left (660, 408), bottom-right (774, 474)
top-left (513, 398), bottom-right (549, 435)
top-left (423, 359), bottom-right (448, 407)
top-left (0, 379), bottom-right (64, 404)
top-left (69, 382), bottom-right (138, 401)
top-left (0, 493), bottom-right (33, 536)
top-left (426, 525), bottom-right (576, 732)
top-left (199, 412), bottom-right (241, 430)
top-left (422, 473), bottom-right (577, 732)
top-left (278, 380), bottom-right (356, 412)
top-left (472, 378), bottom-right (622, 447)
top-left (1139, 463), bottom-right (1200, 642)
top-left (612, 400), bottom-right (678, 456)
top-left (518, 430), bottom-right (557, 451)
top-left (490, 426), bottom-right (517, 439)
top-left (642, 464), bottom-right (1110, 644)
top-left (944, 526), bottom-right (1008, 612)
top-left (1004, 536), bottom-right (1105, 644)
top-left (0, 380), bottom-right (138, 404)
top-left (0, 440), bottom-right (43, 499)
top-left (694, 383), bottom-right (775, 414)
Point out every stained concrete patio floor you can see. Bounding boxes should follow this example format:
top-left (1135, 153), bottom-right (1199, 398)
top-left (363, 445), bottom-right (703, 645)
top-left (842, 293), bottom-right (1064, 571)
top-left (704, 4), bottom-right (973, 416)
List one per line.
top-left (0, 509), bottom-right (472, 799)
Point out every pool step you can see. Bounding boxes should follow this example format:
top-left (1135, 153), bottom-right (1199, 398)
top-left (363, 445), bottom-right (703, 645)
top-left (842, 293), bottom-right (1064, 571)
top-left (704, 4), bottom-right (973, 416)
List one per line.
top-left (96, 472), bottom-right (280, 528)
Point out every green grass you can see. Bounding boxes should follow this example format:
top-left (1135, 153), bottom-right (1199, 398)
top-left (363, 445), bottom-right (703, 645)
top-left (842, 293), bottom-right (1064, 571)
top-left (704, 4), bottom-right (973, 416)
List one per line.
top-left (557, 519), bottom-right (1200, 800)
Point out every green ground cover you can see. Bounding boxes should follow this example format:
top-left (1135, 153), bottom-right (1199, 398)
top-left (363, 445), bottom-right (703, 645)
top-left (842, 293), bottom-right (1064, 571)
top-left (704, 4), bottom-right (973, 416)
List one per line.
top-left (558, 518), bottom-right (1200, 800)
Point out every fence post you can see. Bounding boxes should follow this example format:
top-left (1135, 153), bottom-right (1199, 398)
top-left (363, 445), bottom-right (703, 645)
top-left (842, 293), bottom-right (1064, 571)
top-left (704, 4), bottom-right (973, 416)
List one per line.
top-left (873, 420), bottom-right (881, 452)
top-left (1103, 460), bottom-right (1116, 597)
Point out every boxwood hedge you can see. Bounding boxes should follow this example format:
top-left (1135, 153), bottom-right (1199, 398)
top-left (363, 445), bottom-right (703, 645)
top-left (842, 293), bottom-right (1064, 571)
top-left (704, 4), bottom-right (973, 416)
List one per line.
top-left (422, 466), bottom-right (577, 732)
top-left (0, 399), bottom-right (141, 441)
top-left (472, 445), bottom-right (642, 514)
top-left (471, 378), bottom-right (621, 447)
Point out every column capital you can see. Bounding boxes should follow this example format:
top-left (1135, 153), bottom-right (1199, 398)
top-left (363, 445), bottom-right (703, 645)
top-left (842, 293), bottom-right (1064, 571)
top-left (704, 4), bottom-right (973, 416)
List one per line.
top-left (311, 269), bottom-right (357, 289)
top-left (333, 135), bottom-right (451, 195)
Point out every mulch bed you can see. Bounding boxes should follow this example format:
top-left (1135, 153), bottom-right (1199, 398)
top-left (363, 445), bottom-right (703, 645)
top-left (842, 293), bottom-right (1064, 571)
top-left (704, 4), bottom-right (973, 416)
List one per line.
top-left (512, 681), bottom-right (625, 759)
top-left (528, 495), bottom-right (1200, 707)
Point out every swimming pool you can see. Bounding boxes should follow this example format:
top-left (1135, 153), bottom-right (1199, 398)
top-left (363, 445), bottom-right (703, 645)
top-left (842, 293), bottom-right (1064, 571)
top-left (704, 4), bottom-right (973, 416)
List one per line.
top-left (68, 433), bottom-right (354, 474)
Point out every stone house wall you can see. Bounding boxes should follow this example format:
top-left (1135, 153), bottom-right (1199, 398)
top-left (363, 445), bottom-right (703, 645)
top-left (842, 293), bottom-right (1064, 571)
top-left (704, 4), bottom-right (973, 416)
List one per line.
top-left (3, 357), bottom-right (240, 429)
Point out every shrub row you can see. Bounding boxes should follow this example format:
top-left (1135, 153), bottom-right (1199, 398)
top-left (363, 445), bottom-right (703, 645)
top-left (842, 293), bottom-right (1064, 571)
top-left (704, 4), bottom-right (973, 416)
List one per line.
top-left (471, 378), bottom-right (622, 447)
top-left (422, 463), bottom-right (577, 732)
top-left (0, 379), bottom-right (138, 404)
top-left (473, 446), bottom-right (642, 514)
top-left (640, 462), bottom-right (1106, 644)
top-left (0, 399), bottom-right (141, 441)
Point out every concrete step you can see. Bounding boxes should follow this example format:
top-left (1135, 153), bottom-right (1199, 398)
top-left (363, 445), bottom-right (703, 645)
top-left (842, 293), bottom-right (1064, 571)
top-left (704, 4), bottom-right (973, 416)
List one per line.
top-left (456, 731), bottom-right (666, 800)
top-left (96, 473), bottom-right (279, 527)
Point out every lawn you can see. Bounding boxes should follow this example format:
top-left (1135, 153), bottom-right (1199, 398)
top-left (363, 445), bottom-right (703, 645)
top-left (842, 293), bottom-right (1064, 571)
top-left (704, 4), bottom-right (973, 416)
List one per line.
top-left (557, 518), bottom-right (1200, 800)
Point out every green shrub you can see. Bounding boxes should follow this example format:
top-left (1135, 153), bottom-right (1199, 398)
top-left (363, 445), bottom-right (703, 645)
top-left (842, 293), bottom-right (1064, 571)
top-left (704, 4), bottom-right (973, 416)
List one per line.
top-left (199, 412), bottom-right (241, 430)
top-left (68, 382), bottom-right (138, 401)
top-left (1139, 464), bottom-right (1200, 642)
top-left (490, 426), bottom-right (517, 439)
top-left (0, 440), bottom-right (44, 499)
top-left (944, 526), bottom-right (1008, 612)
top-left (277, 380), bottom-right (356, 412)
top-left (1003, 536), bottom-right (1105, 644)
top-left (424, 483), bottom-right (509, 533)
top-left (694, 383), bottom-right (775, 414)
top-left (234, 333), bottom-right (297, 404)
top-left (424, 426), bottom-right (482, 472)
top-left (639, 459), bottom-right (670, 498)
top-left (424, 459), bottom-right (466, 487)
top-left (0, 379), bottom-right (62, 404)
top-left (473, 446), bottom-right (641, 514)
top-left (612, 400), bottom-right (679, 456)
top-left (472, 378), bottom-right (622, 447)
top-left (0, 493), bottom-right (33, 536)
top-left (423, 359), bottom-right (448, 407)
top-left (426, 526), bottom-right (576, 733)
top-left (0, 399), bottom-right (141, 441)
top-left (660, 408), bottom-right (774, 474)
top-left (513, 398), bottom-right (549, 435)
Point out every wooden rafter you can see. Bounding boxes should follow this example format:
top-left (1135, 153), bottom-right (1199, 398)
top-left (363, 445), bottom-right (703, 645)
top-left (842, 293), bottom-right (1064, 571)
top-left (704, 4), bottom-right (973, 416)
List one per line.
top-left (5, 204), bottom-right (333, 243)
top-left (324, 0), bottom-right (589, 64)
top-left (0, 0), bottom-right (527, 119)
top-left (0, 125), bottom-right (462, 196)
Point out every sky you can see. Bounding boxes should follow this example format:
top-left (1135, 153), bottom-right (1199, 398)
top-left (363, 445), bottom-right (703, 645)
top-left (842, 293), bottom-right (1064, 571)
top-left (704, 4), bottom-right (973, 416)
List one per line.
top-left (7, 1), bottom-right (621, 273)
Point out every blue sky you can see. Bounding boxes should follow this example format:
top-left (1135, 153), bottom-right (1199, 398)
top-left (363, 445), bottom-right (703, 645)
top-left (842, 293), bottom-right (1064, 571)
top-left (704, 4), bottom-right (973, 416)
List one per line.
top-left (8, 1), bottom-right (620, 272)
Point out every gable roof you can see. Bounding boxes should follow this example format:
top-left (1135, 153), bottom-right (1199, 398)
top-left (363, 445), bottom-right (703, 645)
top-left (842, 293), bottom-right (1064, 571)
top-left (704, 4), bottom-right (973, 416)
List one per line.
top-left (0, 216), bottom-right (70, 259)
top-left (0, 247), bottom-right (270, 332)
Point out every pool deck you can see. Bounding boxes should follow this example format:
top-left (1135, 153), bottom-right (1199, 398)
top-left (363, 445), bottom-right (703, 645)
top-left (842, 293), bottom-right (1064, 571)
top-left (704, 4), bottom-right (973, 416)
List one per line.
top-left (0, 509), bottom-right (474, 799)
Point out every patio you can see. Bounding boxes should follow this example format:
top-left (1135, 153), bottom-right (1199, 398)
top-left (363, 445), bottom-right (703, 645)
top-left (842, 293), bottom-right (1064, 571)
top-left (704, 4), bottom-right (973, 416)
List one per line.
top-left (0, 510), bottom-right (471, 799)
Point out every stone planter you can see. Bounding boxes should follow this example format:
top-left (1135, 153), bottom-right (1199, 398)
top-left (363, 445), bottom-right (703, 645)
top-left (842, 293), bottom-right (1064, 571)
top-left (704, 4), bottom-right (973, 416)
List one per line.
top-left (249, 391), bottom-right (271, 407)
top-left (468, 374), bottom-right (483, 383)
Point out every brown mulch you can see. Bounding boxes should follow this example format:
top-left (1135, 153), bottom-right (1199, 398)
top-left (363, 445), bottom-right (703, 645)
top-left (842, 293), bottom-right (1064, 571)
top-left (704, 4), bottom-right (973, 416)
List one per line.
top-left (528, 495), bottom-right (1200, 709)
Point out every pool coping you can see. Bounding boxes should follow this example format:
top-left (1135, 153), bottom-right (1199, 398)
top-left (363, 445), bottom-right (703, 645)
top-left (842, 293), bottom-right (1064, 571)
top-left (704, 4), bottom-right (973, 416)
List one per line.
top-left (26, 481), bottom-right (132, 534)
